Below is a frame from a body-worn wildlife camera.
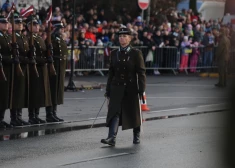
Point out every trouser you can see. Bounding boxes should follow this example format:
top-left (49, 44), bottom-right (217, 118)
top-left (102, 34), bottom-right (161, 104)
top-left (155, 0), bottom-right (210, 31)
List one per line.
top-left (218, 62), bottom-right (227, 86)
top-left (179, 55), bottom-right (189, 72)
top-left (0, 109), bottom-right (6, 121)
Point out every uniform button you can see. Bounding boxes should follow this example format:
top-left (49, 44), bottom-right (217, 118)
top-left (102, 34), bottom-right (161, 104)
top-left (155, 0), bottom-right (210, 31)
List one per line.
top-left (124, 83), bottom-right (126, 85)
top-left (123, 59), bottom-right (125, 61)
top-left (124, 67), bottom-right (125, 70)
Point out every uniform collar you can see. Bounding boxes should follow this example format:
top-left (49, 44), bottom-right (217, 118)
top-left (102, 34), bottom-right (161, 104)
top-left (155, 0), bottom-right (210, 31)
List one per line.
top-left (119, 45), bottom-right (131, 52)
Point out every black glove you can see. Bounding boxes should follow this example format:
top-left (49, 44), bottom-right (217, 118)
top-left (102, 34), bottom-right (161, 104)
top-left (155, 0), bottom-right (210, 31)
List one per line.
top-left (139, 92), bottom-right (145, 104)
top-left (104, 92), bottom-right (110, 98)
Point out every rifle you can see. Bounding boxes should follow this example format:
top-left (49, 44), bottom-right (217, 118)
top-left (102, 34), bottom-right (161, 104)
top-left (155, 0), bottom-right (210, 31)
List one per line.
top-left (0, 66), bottom-right (6, 81)
top-left (29, 17), bottom-right (39, 77)
top-left (11, 13), bottom-right (24, 77)
top-left (47, 21), bottom-right (56, 76)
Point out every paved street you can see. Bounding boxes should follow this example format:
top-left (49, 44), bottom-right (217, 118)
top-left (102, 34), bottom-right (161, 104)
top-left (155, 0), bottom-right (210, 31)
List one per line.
top-left (0, 112), bottom-right (228, 168)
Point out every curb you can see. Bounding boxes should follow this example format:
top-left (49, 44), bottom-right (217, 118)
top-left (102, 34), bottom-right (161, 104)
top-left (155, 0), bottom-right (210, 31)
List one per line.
top-left (0, 108), bottom-right (228, 141)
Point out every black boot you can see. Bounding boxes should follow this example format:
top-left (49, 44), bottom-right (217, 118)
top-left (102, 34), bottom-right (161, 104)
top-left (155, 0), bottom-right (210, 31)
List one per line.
top-left (101, 116), bottom-right (119, 146)
top-left (28, 108), bottom-right (40, 124)
top-left (35, 108), bottom-right (46, 123)
top-left (0, 109), bottom-right (6, 129)
top-left (17, 109), bottom-right (30, 125)
top-left (10, 109), bottom-right (23, 127)
top-left (52, 105), bottom-right (64, 122)
top-left (46, 106), bottom-right (59, 123)
top-left (133, 126), bottom-right (141, 144)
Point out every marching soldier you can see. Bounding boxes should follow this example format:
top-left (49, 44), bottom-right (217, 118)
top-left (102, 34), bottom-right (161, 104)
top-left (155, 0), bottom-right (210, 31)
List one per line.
top-left (0, 15), bottom-right (14, 129)
top-left (215, 27), bottom-right (231, 87)
top-left (25, 16), bottom-right (53, 124)
top-left (45, 20), bottom-right (68, 122)
top-left (101, 27), bottom-right (146, 146)
top-left (9, 13), bottom-right (31, 126)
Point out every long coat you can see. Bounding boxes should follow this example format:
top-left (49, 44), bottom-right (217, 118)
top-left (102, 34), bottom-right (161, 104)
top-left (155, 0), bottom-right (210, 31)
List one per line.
top-left (48, 34), bottom-right (68, 105)
top-left (11, 32), bottom-right (30, 108)
top-left (0, 31), bottom-right (13, 109)
top-left (106, 46), bottom-right (146, 130)
top-left (28, 34), bottom-right (52, 108)
top-left (215, 33), bottom-right (230, 63)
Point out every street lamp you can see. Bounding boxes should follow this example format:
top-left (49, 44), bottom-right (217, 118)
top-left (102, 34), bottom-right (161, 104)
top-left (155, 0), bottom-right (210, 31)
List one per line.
top-left (65, 0), bottom-right (77, 91)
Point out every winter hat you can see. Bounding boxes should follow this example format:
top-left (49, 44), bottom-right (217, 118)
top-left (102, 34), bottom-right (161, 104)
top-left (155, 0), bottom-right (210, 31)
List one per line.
top-left (97, 39), bottom-right (103, 46)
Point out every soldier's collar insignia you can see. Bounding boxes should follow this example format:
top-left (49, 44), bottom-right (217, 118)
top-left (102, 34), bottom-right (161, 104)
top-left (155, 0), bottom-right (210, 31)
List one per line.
top-left (16, 33), bottom-right (20, 37)
top-left (56, 37), bottom-right (60, 41)
top-left (0, 32), bottom-right (2, 36)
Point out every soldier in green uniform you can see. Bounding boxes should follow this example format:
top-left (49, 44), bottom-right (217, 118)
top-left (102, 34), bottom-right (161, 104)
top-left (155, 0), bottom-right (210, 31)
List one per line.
top-left (45, 20), bottom-right (68, 122)
top-left (215, 27), bottom-right (231, 87)
top-left (25, 16), bottom-right (53, 124)
top-left (101, 27), bottom-right (146, 146)
top-left (0, 15), bottom-right (15, 129)
top-left (9, 14), bottom-right (31, 126)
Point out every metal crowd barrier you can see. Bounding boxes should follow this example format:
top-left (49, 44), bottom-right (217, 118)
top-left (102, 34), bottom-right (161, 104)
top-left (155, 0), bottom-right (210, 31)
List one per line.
top-left (65, 45), bottom-right (234, 76)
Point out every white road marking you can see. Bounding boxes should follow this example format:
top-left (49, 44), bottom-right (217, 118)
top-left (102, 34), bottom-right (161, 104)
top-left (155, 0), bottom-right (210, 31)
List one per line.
top-left (89, 116), bottom-right (106, 120)
top-left (148, 108), bottom-right (188, 114)
top-left (196, 103), bottom-right (226, 108)
top-left (147, 84), bottom-right (214, 87)
top-left (61, 153), bottom-right (133, 166)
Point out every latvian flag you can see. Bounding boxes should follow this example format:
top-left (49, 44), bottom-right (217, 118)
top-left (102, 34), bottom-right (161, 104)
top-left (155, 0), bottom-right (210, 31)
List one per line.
top-left (46, 6), bottom-right (52, 23)
top-left (20, 5), bottom-right (34, 18)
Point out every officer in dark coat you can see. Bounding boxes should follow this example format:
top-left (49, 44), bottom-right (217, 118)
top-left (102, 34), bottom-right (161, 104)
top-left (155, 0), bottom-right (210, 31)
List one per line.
top-left (101, 27), bottom-right (146, 146)
top-left (215, 27), bottom-right (230, 87)
top-left (45, 20), bottom-right (68, 122)
top-left (0, 15), bottom-right (14, 129)
top-left (25, 16), bottom-right (52, 124)
top-left (9, 14), bottom-right (31, 126)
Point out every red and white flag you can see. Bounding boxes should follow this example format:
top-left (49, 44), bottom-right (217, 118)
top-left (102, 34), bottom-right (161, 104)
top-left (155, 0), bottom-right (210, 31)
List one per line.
top-left (6, 3), bottom-right (16, 19)
top-left (20, 5), bottom-right (34, 18)
top-left (46, 6), bottom-right (52, 23)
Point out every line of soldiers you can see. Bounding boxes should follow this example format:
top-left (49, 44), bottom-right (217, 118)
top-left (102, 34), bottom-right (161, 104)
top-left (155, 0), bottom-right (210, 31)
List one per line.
top-left (0, 13), bottom-right (68, 129)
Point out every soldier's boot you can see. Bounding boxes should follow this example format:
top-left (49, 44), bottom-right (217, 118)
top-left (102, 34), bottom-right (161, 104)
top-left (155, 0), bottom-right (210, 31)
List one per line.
top-left (28, 108), bottom-right (40, 124)
top-left (10, 109), bottom-right (23, 127)
top-left (0, 109), bottom-right (13, 129)
top-left (101, 116), bottom-right (119, 146)
top-left (35, 108), bottom-right (46, 123)
top-left (52, 105), bottom-right (64, 122)
top-left (133, 126), bottom-right (141, 144)
top-left (17, 109), bottom-right (30, 125)
top-left (46, 106), bottom-right (59, 123)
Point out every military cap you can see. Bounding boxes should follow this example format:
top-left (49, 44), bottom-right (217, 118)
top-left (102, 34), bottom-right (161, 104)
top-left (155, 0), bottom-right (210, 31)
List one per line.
top-left (0, 15), bottom-right (8, 23)
top-left (51, 20), bottom-right (64, 28)
top-left (25, 15), bottom-right (39, 26)
top-left (13, 13), bottom-right (23, 24)
top-left (118, 27), bottom-right (132, 35)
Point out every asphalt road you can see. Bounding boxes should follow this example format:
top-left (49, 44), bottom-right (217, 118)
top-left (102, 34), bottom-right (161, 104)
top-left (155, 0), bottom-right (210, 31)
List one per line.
top-left (4, 76), bottom-right (228, 123)
top-left (0, 112), bottom-right (228, 168)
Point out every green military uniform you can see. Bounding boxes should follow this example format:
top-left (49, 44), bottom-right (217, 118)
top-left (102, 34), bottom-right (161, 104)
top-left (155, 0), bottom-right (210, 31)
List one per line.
top-left (101, 28), bottom-right (146, 146)
top-left (0, 16), bottom-right (14, 128)
top-left (215, 28), bottom-right (231, 87)
top-left (10, 14), bottom-right (31, 126)
top-left (26, 16), bottom-right (52, 124)
top-left (45, 20), bottom-right (68, 122)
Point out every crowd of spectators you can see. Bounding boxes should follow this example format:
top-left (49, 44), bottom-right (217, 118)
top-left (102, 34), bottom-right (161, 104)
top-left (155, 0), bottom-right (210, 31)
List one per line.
top-left (1, 0), bottom-right (235, 75)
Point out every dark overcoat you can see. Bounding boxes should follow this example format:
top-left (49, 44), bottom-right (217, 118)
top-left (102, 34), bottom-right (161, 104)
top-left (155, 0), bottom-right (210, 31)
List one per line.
top-left (11, 32), bottom-right (30, 108)
top-left (0, 31), bottom-right (13, 109)
top-left (28, 34), bottom-right (52, 108)
top-left (106, 46), bottom-right (146, 130)
top-left (48, 34), bottom-right (67, 105)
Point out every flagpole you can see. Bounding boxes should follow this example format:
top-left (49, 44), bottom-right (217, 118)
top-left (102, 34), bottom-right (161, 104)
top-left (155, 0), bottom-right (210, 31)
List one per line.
top-left (65, 0), bottom-right (77, 91)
